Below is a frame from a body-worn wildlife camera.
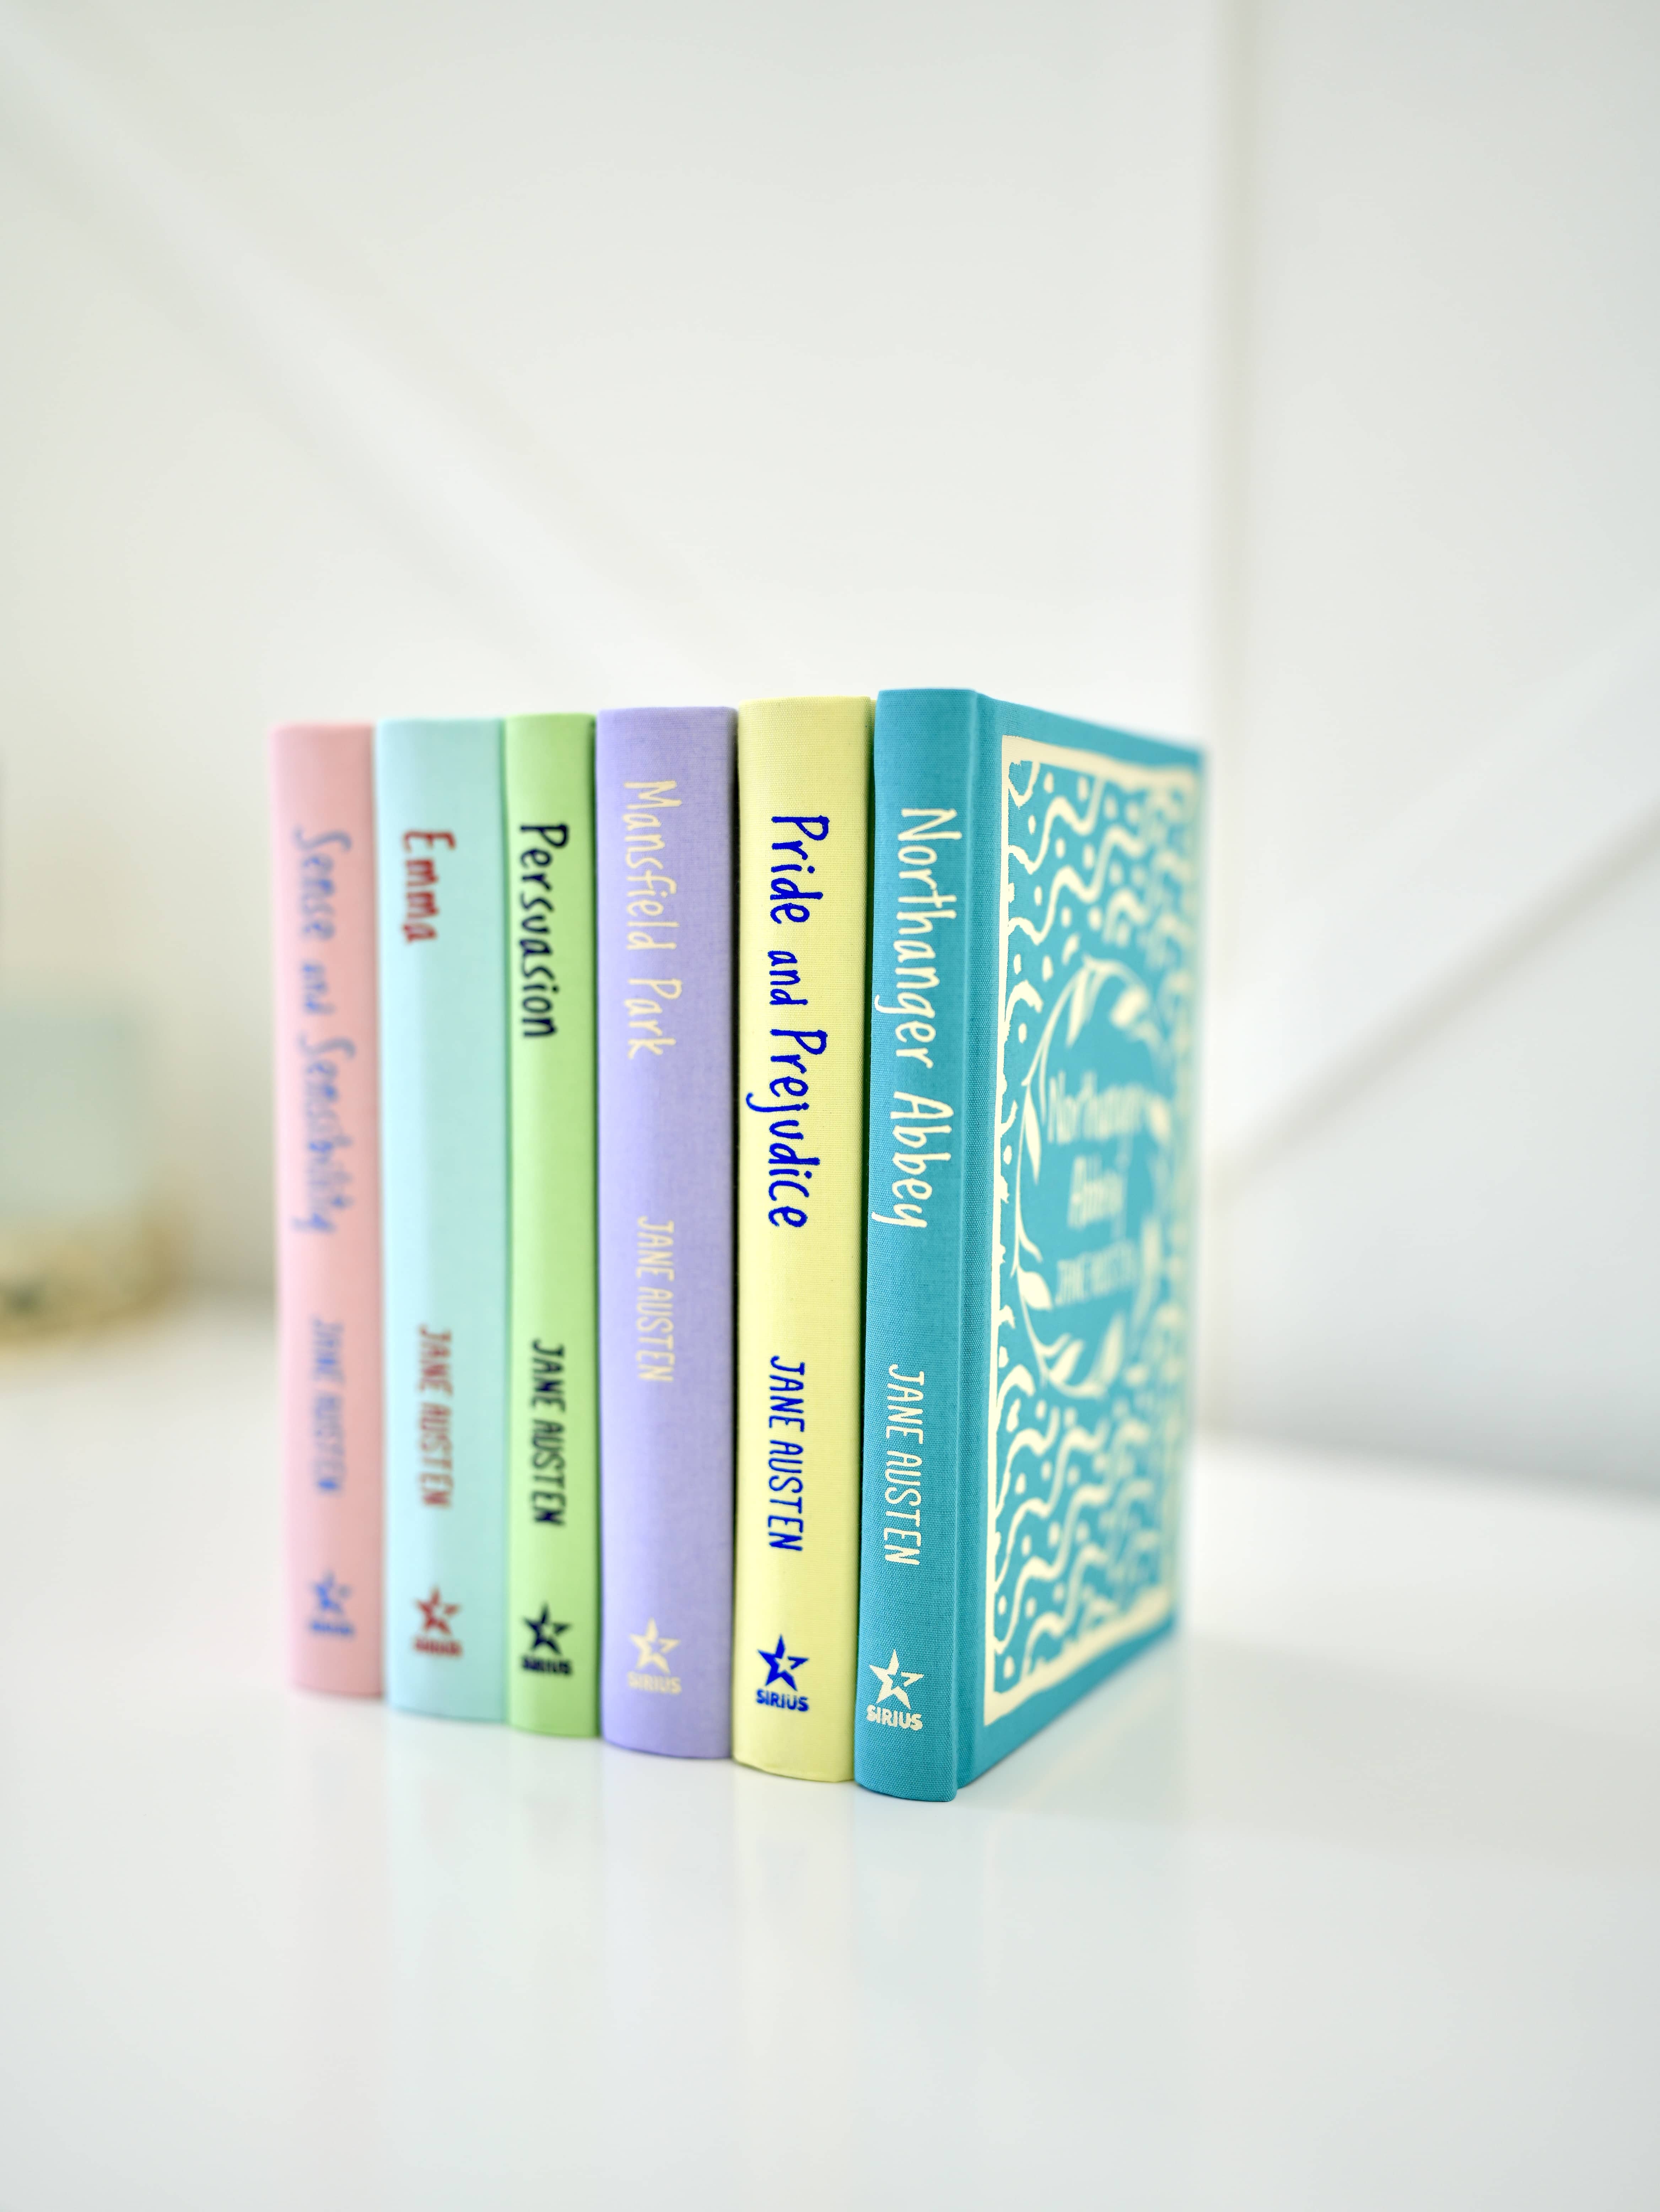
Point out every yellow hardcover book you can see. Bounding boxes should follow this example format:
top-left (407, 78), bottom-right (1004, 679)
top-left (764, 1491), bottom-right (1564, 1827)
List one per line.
top-left (732, 695), bottom-right (873, 1779)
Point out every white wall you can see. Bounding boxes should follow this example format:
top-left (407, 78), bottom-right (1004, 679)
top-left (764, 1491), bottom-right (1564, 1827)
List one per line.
top-left (0, 0), bottom-right (1222, 1289)
top-left (1202, 0), bottom-right (1660, 1483)
top-left (5, 0), bottom-right (1660, 1489)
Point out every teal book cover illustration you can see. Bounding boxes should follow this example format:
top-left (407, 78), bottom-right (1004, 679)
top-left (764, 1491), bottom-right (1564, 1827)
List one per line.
top-left (376, 718), bottom-right (510, 1723)
top-left (855, 691), bottom-right (1203, 1800)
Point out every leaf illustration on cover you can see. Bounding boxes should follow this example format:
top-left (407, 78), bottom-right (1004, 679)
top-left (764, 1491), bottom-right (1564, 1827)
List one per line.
top-left (1110, 980), bottom-right (1151, 1031)
top-left (1134, 1215), bottom-right (1163, 1336)
top-left (1017, 1266), bottom-right (1052, 1312)
top-left (1022, 1086), bottom-right (1042, 1179)
top-left (1079, 1312), bottom-right (1124, 1397)
top-left (1065, 960), bottom-right (1111, 1046)
top-left (1044, 1335), bottom-right (1084, 1386)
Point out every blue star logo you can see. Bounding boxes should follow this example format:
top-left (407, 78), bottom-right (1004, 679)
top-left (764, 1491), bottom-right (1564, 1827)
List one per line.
top-left (312, 1571), bottom-right (350, 1618)
top-left (758, 1635), bottom-right (809, 1690)
top-left (524, 1605), bottom-right (569, 1655)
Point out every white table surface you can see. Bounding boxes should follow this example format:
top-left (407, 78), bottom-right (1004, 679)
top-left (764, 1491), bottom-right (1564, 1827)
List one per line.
top-left (2, 1300), bottom-right (1657, 2210)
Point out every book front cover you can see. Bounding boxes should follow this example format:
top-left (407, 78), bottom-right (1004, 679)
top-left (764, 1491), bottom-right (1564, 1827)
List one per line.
top-left (971, 721), bottom-right (1202, 1775)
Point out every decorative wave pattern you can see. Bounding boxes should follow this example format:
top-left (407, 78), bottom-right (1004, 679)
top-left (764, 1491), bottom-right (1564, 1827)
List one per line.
top-left (985, 739), bottom-right (1200, 1723)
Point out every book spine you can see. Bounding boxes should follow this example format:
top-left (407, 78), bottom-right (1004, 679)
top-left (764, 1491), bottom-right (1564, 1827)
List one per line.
top-left (595, 707), bottom-right (736, 1757)
top-left (270, 724), bottom-right (384, 1693)
top-left (731, 697), bottom-right (873, 1781)
top-left (375, 719), bottom-right (510, 1722)
top-left (504, 715), bottom-right (599, 1735)
top-left (854, 691), bottom-right (979, 1800)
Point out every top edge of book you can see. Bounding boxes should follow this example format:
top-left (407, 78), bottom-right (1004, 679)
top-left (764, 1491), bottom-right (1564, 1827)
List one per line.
top-left (597, 703), bottom-right (733, 722)
top-left (270, 720), bottom-right (372, 743)
top-left (876, 689), bottom-right (1203, 771)
top-left (503, 711), bottom-right (595, 734)
top-left (374, 716), bottom-right (502, 739)
top-left (738, 693), bottom-right (873, 712)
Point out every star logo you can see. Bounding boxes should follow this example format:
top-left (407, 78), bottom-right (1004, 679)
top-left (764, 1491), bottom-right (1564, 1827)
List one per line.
top-left (416, 1588), bottom-right (459, 1635)
top-left (869, 1650), bottom-right (924, 1709)
top-left (758, 1635), bottom-right (809, 1691)
top-left (629, 1618), bottom-right (679, 1673)
top-left (312, 1571), bottom-right (350, 1617)
top-left (524, 1606), bottom-right (569, 1656)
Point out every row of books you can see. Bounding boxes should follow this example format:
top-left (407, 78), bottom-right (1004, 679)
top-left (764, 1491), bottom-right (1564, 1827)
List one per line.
top-left (271, 692), bottom-right (1204, 1801)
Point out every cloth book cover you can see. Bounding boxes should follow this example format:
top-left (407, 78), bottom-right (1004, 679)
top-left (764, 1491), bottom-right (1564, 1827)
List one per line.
top-left (376, 718), bottom-right (510, 1722)
top-left (731, 696), bottom-right (872, 1781)
top-left (855, 690), bottom-right (1204, 1800)
top-left (504, 714), bottom-right (599, 1735)
top-left (595, 707), bottom-right (737, 1757)
top-left (269, 723), bottom-right (383, 1694)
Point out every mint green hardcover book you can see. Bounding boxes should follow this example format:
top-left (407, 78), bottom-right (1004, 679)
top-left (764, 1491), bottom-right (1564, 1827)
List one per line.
top-left (376, 718), bottom-right (509, 1722)
top-left (505, 715), bottom-right (599, 1734)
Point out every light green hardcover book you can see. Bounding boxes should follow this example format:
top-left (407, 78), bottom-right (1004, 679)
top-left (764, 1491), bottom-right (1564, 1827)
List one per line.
top-left (732, 694), bottom-right (873, 1779)
top-left (505, 714), bottom-right (599, 1735)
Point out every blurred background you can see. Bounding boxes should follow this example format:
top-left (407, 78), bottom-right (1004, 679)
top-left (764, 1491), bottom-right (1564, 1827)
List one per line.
top-left (1, 0), bottom-right (1656, 1486)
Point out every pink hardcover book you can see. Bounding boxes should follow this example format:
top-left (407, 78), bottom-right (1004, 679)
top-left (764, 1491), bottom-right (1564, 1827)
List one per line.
top-left (270, 723), bottom-right (384, 1692)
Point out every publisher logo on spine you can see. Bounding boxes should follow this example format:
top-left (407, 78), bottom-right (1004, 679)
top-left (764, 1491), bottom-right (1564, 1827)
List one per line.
top-left (755, 1634), bottom-right (810, 1713)
top-left (413, 1587), bottom-right (462, 1658)
top-left (866, 1650), bottom-right (923, 1730)
top-left (626, 1619), bottom-right (681, 1695)
top-left (308, 1571), bottom-right (355, 1638)
top-left (522, 1606), bottom-right (572, 1677)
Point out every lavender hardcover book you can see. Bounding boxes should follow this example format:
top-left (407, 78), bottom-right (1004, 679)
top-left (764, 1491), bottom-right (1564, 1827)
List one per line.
top-left (596, 708), bottom-right (736, 1756)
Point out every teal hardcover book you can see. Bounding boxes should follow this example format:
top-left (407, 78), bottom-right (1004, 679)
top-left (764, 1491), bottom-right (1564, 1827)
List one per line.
top-left (376, 718), bottom-right (510, 1721)
top-left (855, 691), bottom-right (1203, 1800)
